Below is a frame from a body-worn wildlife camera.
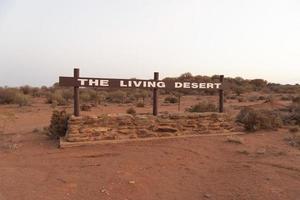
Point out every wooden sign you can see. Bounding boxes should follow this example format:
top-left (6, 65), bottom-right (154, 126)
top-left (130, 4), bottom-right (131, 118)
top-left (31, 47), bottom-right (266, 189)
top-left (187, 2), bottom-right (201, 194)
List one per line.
top-left (59, 69), bottom-right (224, 116)
top-left (59, 77), bottom-right (222, 90)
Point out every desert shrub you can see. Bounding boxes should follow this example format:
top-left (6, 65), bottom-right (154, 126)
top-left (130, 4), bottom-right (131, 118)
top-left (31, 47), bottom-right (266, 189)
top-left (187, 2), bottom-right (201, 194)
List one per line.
top-left (250, 79), bottom-right (267, 91)
top-left (14, 93), bottom-right (31, 107)
top-left (20, 85), bottom-right (31, 95)
top-left (284, 104), bottom-right (300, 125)
top-left (48, 110), bottom-right (70, 138)
top-left (286, 132), bottom-right (300, 147)
top-left (106, 90), bottom-right (126, 103)
top-left (19, 86), bottom-right (41, 97)
top-left (80, 104), bottom-right (92, 111)
top-left (264, 95), bottom-right (275, 103)
top-left (281, 95), bottom-right (293, 101)
top-left (292, 96), bottom-right (300, 104)
top-left (0, 88), bottom-right (18, 104)
top-left (289, 127), bottom-right (299, 133)
top-left (227, 95), bottom-right (237, 100)
top-left (237, 97), bottom-right (246, 102)
top-left (236, 107), bottom-right (283, 132)
top-left (164, 96), bottom-right (178, 104)
top-left (46, 91), bottom-right (68, 106)
top-left (248, 96), bottom-right (258, 102)
top-left (186, 102), bottom-right (217, 113)
top-left (258, 96), bottom-right (266, 101)
top-left (233, 86), bottom-right (246, 96)
top-left (136, 102), bottom-right (145, 107)
top-left (61, 89), bottom-right (73, 102)
top-left (0, 88), bottom-right (30, 106)
top-left (126, 107), bottom-right (136, 115)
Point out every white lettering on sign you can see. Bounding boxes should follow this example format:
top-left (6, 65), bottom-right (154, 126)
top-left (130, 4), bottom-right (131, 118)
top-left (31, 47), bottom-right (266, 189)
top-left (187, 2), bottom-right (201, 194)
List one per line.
top-left (76, 78), bottom-right (221, 89)
top-left (119, 80), bottom-right (166, 88)
top-left (174, 82), bottom-right (222, 89)
top-left (78, 78), bottom-right (109, 87)
top-left (78, 79), bottom-right (88, 86)
top-left (175, 82), bottom-right (183, 88)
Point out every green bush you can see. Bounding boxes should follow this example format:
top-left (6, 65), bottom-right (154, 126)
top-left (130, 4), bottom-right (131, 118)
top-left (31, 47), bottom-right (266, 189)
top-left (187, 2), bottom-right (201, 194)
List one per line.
top-left (186, 102), bottom-right (217, 113)
top-left (126, 107), bottom-right (136, 115)
top-left (164, 96), bottom-right (178, 104)
top-left (236, 107), bottom-right (283, 132)
top-left (48, 110), bottom-right (70, 138)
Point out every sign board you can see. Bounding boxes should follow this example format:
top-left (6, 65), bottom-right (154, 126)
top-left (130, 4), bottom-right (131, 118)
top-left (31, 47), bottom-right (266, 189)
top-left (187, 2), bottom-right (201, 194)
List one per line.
top-left (59, 77), bottom-right (222, 90)
top-left (59, 69), bottom-right (224, 117)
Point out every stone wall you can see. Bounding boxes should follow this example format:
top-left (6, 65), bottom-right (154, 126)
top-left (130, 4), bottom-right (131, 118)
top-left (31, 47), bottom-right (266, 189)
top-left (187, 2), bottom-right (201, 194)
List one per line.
top-left (64, 113), bottom-right (238, 142)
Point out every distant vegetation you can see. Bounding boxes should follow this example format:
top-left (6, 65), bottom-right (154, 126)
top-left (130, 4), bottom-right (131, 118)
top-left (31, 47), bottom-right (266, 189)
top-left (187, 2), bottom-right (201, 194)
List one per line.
top-left (0, 73), bottom-right (299, 109)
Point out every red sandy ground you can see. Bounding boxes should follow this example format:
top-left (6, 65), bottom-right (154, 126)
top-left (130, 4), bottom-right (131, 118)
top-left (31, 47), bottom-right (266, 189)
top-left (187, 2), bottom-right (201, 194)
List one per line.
top-left (0, 95), bottom-right (300, 200)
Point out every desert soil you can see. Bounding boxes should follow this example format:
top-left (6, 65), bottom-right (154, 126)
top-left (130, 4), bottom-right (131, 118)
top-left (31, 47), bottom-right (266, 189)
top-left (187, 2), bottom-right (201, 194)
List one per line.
top-left (0, 95), bottom-right (300, 200)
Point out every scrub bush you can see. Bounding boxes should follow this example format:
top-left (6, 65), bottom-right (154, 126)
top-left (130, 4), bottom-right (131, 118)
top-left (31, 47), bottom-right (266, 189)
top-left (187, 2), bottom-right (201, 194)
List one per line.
top-left (236, 107), bottom-right (283, 132)
top-left (48, 110), bottom-right (70, 138)
top-left (126, 107), bottom-right (136, 115)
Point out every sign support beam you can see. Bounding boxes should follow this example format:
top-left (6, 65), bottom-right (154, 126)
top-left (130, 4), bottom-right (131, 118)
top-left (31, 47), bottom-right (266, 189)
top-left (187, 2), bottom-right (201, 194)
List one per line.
top-left (219, 75), bottom-right (224, 113)
top-left (153, 72), bottom-right (159, 116)
top-left (74, 68), bottom-right (80, 117)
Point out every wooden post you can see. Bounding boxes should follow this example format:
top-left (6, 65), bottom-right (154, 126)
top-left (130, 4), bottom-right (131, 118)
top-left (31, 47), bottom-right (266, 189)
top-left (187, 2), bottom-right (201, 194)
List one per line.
top-left (153, 72), bottom-right (159, 116)
top-left (178, 95), bottom-right (181, 112)
top-left (74, 68), bottom-right (80, 116)
top-left (219, 75), bottom-right (224, 113)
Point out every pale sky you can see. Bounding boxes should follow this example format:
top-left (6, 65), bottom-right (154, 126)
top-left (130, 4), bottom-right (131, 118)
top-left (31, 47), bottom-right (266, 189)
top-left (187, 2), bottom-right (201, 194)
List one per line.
top-left (0, 0), bottom-right (299, 86)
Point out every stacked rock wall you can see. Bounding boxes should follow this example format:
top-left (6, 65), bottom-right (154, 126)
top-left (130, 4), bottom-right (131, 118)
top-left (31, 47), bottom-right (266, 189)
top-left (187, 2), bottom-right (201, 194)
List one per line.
top-left (65, 113), bottom-right (237, 142)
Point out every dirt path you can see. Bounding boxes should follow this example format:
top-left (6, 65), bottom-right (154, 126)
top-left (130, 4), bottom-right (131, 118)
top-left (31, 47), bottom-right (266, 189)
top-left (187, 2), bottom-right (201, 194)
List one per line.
top-left (0, 131), bottom-right (300, 200)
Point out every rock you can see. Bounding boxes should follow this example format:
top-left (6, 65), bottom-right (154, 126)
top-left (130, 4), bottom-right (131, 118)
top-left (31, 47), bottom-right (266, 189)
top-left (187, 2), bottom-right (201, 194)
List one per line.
top-left (137, 129), bottom-right (157, 138)
top-left (118, 129), bottom-right (135, 135)
top-left (256, 148), bottom-right (266, 154)
top-left (128, 180), bottom-right (135, 184)
top-left (203, 193), bottom-right (211, 198)
top-left (93, 127), bottom-right (110, 133)
top-left (236, 149), bottom-right (250, 155)
top-left (155, 126), bottom-right (178, 133)
top-left (226, 136), bottom-right (244, 144)
top-left (158, 132), bottom-right (174, 137)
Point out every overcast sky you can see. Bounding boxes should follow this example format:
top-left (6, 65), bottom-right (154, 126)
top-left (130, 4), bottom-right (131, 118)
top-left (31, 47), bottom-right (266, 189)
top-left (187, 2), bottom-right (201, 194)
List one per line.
top-left (0, 0), bottom-right (299, 86)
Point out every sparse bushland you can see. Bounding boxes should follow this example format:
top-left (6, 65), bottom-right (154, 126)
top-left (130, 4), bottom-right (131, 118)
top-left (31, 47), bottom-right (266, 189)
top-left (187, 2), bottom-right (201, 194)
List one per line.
top-left (48, 110), bottom-right (70, 138)
top-left (0, 88), bottom-right (31, 106)
top-left (236, 107), bottom-right (283, 132)
top-left (186, 102), bottom-right (217, 113)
